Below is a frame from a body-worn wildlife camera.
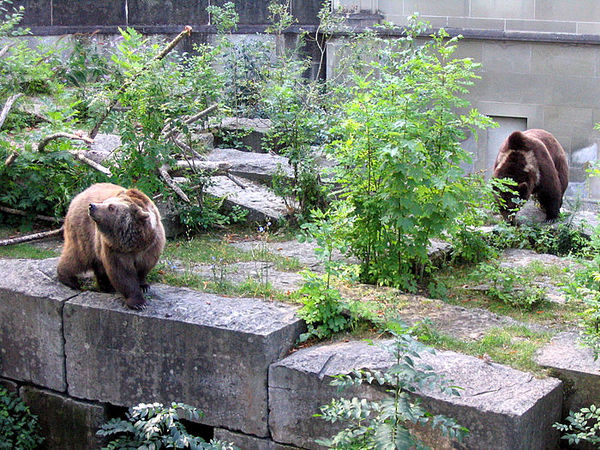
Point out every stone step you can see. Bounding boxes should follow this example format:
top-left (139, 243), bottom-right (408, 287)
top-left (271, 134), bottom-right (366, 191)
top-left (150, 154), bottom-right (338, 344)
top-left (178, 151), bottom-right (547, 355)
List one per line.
top-left (269, 340), bottom-right (562, 450)
top-left (535, 332), bottom-right (600, 413)
top-left (205, 175), bottom-right (289, 223)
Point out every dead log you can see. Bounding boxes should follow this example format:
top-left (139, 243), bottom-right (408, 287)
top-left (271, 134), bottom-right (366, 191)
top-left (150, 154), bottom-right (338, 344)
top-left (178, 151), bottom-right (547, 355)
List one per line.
top-left (4, 151), bottom-right (18, 167)
top-left (0, 205), bottom-right (63, 223)
top-left (0, 93), bottom-right (23, 130)
top-left (158, 164), bottom-right (190, 203)
top-left (37, 132), bottom-right (94, 153)
top-left (0, 227), bottom-right (63, 247)
top-left (89, 26), bottom-right (193, 139)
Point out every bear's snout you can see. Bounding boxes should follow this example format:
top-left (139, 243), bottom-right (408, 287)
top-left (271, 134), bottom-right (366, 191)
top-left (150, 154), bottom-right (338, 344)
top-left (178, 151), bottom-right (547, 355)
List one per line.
top-left (88, 203), bottom-right (98, 220)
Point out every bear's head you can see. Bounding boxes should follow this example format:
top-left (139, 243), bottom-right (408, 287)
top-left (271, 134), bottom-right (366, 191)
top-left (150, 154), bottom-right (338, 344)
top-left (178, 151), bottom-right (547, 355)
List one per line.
top-left (493, 132), bottom-right (538, 223)
top-left (88, 190), bottom-right (157, 252)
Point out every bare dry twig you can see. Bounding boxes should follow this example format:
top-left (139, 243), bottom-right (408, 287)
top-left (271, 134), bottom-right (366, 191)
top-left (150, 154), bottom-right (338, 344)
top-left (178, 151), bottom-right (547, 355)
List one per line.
top-left (0, 205), bottom-right (63, 223)
top-left (0, 93), bottom-right (23, 130)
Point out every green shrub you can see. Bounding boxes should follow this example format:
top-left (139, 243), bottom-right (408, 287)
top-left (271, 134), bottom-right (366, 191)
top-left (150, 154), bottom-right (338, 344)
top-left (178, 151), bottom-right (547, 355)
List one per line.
top-left (326, 18), bottom-right (494, 290)
top-left (316, 324), bottom-right (468, 449)
top-left (0, 387), bottom-right (44, 450)
top-left (472, 262), bottom-right (546, 311)
top-left (553, 404), bottom-right (600, 446)
top-left (97, 402), bottom-right (235, 449)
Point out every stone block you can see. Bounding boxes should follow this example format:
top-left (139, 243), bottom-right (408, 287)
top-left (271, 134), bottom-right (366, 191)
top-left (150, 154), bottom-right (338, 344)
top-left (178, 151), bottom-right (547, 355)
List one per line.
top-left (12, 0), bottom-right (52, 26)
top-left (206, 175), bottom-right (288, 224)
top-left (20, 386), bottom-right (107, 450)
top-left (0, 377), bottom-right (19, 394)
top-left (52, 0), bottom-right (126, 26)
top-left (531, 43), bottom-right (598, 77)
top-left (535, 0), bottom-right (600, 23)
top-left (215, 117), bottom-right (272, 153)
top-left (215, 428), bottom-right (300, 449)
top-left (402, 0), bottom-right (469, 17)
top-left (128, 0), bottom-right (209, 25)
top-left (470, 0), bottom-right (534, 20)
top-left (446, 17), bottom-right (505, 31)
top-left (206, 147), bottom-right (293, 185)
top-left (64, 285), bottom-right (304, 437)
top-left (481, 41), bottom-right (532, 75)
top-left (535, 332), bottom-right (600, 413)
top-left (269, 340), bottom-right (562, 450)
top-left (506, 19), bottom-right (576, 33)
top-left (0, 258), bottom-right (77, 392)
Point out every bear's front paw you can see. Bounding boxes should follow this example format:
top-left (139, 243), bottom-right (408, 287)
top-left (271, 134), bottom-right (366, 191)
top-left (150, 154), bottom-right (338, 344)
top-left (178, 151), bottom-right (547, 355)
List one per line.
top-left (125, 296), bottom-right (147, 310)
top-left (140, 283), bottom-right (150, 293)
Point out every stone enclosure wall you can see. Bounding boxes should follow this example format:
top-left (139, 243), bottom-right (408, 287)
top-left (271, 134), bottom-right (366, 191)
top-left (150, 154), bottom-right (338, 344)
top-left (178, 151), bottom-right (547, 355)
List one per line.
top-left (0, 256), bottom-right (582, 450)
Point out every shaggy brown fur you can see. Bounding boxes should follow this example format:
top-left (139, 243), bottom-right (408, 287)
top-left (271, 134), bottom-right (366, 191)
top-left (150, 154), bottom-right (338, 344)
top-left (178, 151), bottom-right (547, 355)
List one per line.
top-left (57, 183), bottom-right (165, 309)
top-left (493, 129), bottom-right (568, 222)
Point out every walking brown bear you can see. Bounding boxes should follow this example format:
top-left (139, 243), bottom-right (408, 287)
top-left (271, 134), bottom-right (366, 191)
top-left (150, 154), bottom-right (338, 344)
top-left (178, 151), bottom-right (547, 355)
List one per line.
top-left (493, 129), bottom-right (568, 223)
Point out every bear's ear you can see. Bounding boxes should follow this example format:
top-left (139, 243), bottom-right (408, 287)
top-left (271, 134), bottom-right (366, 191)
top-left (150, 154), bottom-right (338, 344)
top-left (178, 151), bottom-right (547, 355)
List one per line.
top-left (507, 131), bottom-right (527, 150)
top-left (130, 204), bottom-right (150, 222)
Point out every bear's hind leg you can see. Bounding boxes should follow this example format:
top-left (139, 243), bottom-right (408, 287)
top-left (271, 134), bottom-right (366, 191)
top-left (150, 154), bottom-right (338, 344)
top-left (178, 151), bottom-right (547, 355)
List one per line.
top-left (92, 261), bottom-right (115, 292)
top-left (104, 254), bottom-right (147, 309)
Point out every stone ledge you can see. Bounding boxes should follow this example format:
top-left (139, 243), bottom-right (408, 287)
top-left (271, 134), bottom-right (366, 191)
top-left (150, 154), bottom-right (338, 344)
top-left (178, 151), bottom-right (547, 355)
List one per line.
top-left (0, 258), bottom-right (77, 391)
top-left (64, 284), bottom-right (305, 437)
top-left (269, 340), bottom-right (562, 450)
top-left (535, 331), bottom-right (600, 413)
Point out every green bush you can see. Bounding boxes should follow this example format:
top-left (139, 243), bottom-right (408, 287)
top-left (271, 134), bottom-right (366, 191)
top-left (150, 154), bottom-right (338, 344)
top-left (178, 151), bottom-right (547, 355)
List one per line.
top-left (97, 402), bottom-right (235, 450)
top-left (0, 387), bottom-right (44, 450)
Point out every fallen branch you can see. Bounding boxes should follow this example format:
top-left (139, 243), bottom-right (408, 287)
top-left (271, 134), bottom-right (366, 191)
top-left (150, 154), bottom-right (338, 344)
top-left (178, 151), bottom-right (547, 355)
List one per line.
top-left (90, 26), bottom-right (193, 139)
top-left (0, 43), bottom-right (13, 59)
top-left (69, 151), bottom-right (112, 176)
top-left (158, 164), bottom-right (190, 203)
top-left (0, 227), bottom-right (63, 247)
top-left (4, 151), bottom-right (18, 167)
top-left (226, 173), bottom-right (247, 189)
top-left (162, 103), bottom-right (219, 141)
top-left (0, 93), bottom-right (23, 130)
top-left (37, 132), bottom-right (94, 153)
top-left (0, 205), bottom-right (63, 223)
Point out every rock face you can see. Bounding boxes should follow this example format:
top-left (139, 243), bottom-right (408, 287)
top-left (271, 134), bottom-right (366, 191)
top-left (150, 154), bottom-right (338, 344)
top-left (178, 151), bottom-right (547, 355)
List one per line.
top-left (205, 175), bottom-right (289, 223)
top-left (269, 340), bottom-right (562, 450)
top-left (63, 284), bottom-right (305, 437)
top-left (535, 332), bottom-right (600, 413)
top-left (215, 117), bottom-right (272, 153)
top-left (0, 258), bottom-right (76, 391)
top-left (206, 147), bottom-right (293, 185)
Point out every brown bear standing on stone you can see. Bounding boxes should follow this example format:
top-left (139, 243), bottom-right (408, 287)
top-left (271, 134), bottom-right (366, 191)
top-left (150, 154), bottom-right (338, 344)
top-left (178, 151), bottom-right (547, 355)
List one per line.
top-left (493, 129), bottom-right (568, 223)
top-left (57, 183), bottom-right (165, 309)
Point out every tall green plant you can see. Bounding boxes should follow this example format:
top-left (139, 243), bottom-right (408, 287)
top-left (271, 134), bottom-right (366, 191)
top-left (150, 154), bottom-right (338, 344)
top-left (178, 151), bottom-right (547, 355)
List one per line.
top-left (0, 387), bottom-right (44, 450)
top-left (328, 18), bottom-right (494, 290)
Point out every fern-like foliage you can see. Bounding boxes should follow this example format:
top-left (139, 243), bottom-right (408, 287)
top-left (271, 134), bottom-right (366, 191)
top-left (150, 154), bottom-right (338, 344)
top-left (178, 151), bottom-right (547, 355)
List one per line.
top-left (97, 402), bottom-right (236, 450)
top-left (553, 404), bottom-right (600, 446)
top-left (316, 326), bottom-right (468, 449)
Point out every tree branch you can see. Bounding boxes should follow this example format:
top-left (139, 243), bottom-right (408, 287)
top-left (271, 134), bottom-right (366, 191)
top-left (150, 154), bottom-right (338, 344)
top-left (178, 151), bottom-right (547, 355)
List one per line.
top-left (158, 164), bottom-right (190, 203)
top-left (0, 205), bottom-right (63, 223)
top-left (37, 132), bottom-right (94, 153)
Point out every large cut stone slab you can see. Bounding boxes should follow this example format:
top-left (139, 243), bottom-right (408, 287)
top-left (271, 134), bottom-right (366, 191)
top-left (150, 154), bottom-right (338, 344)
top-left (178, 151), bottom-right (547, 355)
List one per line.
top-left (206, 147), bottom-right (293, 185)
top-left (269, 340), bottom-right (562, 450)
top-left (20, 385), bottom-right (108, 450)
top-left (64, 284), bottom-right (304, 437)
top-left (535, 331), bottom-right (600, 413)
top-left (205, 175), bottom-right (288, 223)
top-left (0, 258), bottom-right (77, 391)
top-left (215, 117), bottom-right (272, 153)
